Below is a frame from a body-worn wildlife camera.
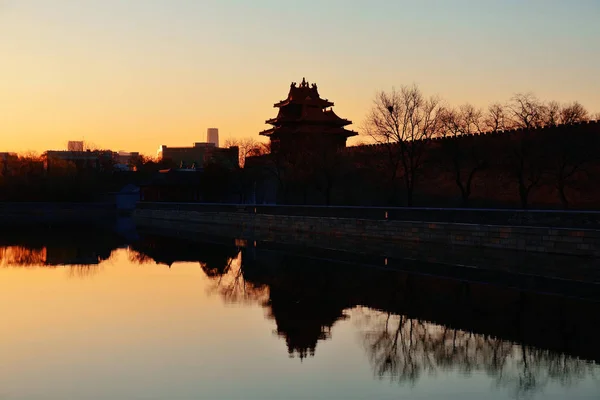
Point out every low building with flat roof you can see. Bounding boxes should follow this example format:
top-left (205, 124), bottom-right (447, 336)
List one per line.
top-left (157, 142), bottom-right (239, 169)
top-left (44, 150), bottom-right (115, 172)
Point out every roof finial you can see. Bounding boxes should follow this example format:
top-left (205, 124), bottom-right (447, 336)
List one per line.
top-left (301, 77), bottom-right (307, 87)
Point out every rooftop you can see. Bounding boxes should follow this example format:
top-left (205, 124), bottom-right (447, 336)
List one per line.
top-left (261, 78), bottom-right (357, 139)
top-left (274, 78), bottom-right (334, 108)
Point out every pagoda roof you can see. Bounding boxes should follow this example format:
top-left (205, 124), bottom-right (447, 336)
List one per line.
top-left (260, 78), bottom-right (357, 140)
top-left (259, 125), bottom-right (358, 138)
top-left (266, 107), bottom-right (352, 127)
top-left (274, 78), bottom-right (334, 108)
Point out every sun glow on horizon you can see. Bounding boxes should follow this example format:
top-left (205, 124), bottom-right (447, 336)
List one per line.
top-left (1, 1), bottom-right (599, 155)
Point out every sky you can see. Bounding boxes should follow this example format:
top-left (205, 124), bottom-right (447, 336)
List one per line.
top-left (1, 0), bottom-right (599, 156)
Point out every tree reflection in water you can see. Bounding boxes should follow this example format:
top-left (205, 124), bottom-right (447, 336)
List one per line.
top-left (205, 250), bottom-right (269, 306)
top-left (0, 228), bottom-right (122, 277)
top-left (127, 248), bottom-right (156, 265)
top-left (0, 245), bottom-right (107, 278)
top-left (0, 246), bottom-right (47, 267)
top-left (65, 264), bottom-right (103, 279)
top-left (357, 309), bottom-right (598, 399)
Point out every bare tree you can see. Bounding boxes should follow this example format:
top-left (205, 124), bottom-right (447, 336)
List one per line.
top-left (258, 144), bottom-right (294, 204)
top-left (439, 104), bottom-right (487, 207)
top-left (224, 137), bottom-right (268, 168)
top-left (503, 132), bottom-right (544, 209)
top-left (82, 141), bottom-right (101, 151)
top-left (309, 142), bottom-right (346, 205)
top-left (508, 96), bottom-right (590, 128)
top-left (364, 84), bottom-right (443, 206)
top-left (559, 101), bottom-right (589, 124)
top-left (543, 123), bottom-right (594, 209)
top-left (508, 93), bottom-right (548, 129)
top-left (544, 100), bottom-right (562, 126)
top-left (484, 102), bottom-right (513, 132)
top-left (503, 94), bottom-right (550, 208)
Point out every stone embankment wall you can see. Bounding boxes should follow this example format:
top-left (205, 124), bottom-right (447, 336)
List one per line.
top-left (134, 204), bottom-right (600, 258)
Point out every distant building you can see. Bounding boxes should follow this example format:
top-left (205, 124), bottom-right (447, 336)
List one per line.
top-left (207, 128), bottom-right (219, 147)
top-left (67, 141), bottom-right (84, 152)
top-left (0, 152), bottom-right (19, 176)
top-left (44, 150), bottom-right (115, 172)
top-left (157, 142), bottom-right (239, 169)
top-left (140, 169), bottom-right (203, 202)
top-left (115, 151), bottom-right (141, 171)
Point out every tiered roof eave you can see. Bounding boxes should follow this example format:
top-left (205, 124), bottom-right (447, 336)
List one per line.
top-left (259, 127), bottom-right (358, 138)
top-left (274, 98), bottom-right (334, 108)
top-left (264, 117), bottom-right (353, 127)
top-left (260, 78), bottom-right (357, 140)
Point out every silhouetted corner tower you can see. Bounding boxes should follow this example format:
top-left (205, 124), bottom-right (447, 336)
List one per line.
top-left (260, 78), bottom-right (357, 153)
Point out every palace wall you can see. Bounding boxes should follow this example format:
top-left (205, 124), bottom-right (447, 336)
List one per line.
top-left (133, 204), bottom-right (600, 290)
top-left (344, 119), bottom-right (600, 149)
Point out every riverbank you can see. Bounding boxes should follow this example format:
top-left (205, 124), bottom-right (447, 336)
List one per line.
top-left (134, 203), bottom-right (600, 257)
top-left (133, 203), bottom-right (600, 297)
top-left (135, 221), bottom-right (600, 301)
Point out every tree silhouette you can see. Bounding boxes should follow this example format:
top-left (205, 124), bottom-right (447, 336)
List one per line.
top-left (364, 84), bottom-right (443, 206)
top-left (439, 104), bottom-right (488, 207)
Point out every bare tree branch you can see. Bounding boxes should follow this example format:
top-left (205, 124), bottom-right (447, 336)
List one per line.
top-left (364, 84), bottom-right (443, 206)
top-left (439, 104), bottom-right (487, 206)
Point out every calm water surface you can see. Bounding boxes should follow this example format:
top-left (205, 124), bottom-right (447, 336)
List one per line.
top-left (0, 233), bottom-right (599, 400)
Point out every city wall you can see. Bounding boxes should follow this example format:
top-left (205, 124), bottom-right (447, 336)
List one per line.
top-left (134, 203), bottom-right (600, 284)
top-left (343, 119), bottom-right (600, 151)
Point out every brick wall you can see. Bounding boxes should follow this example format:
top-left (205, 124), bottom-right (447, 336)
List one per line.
top-left (133, 207), bottom-right (600, 258)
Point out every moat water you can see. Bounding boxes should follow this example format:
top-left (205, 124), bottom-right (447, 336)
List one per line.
top-left (0, 228), bottom-right (599, 400)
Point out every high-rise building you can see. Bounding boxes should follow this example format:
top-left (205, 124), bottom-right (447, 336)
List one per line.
top-left (207, 128), bottom-right (219, 148)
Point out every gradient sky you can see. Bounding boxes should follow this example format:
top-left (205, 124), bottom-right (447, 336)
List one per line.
top-left (1, 0), bottom-right (599, 155)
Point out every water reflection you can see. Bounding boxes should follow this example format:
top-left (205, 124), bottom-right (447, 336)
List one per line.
top-left (2, 229), bottom-right (599, 399)
top-left (0, 227), bottom-right (128, 269)
top-left (358, 311), bottom-right (597, 398)
top-left (129, 234), bottom-right (600, 398)
top-left (126, 248), bottom-right (155, 265)
top-left (0, 246), bottom-right (47, 267)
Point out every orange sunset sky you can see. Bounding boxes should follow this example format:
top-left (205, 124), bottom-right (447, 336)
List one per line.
top-left (1, 0), bottom-right (599, 156)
